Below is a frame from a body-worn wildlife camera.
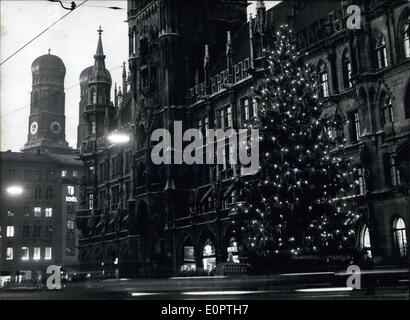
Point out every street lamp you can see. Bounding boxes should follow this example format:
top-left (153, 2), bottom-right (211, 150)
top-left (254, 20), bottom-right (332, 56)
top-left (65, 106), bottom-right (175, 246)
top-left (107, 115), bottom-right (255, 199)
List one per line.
top-left (6, 185), bottom-right (24, 196)
top-left (107, 132), bottom-right (130, 145)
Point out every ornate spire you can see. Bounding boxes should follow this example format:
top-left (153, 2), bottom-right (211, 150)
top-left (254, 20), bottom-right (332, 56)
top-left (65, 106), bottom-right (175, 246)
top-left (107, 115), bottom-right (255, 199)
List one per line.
top-left (91, 26), bottom-right (110, 84)
top-left (122, 62), bottom-right (127, 94)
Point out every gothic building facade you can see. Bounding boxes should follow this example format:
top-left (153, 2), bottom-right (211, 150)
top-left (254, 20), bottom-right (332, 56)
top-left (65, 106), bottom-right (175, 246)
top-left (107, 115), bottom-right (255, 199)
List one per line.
top-left (76, 0), bottom-right (409, 276)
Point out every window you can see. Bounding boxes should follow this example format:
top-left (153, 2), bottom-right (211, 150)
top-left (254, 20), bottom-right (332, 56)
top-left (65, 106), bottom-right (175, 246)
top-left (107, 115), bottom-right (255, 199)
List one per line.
top-left (24, 170), bottom-right (31, 180)
top-left (348, 110), bottom-right (361, 143)
top-left (217, 109), bottom-right (225, 129)
top-left (387, 155), bottom-right (401, 186)
top-left (33, 226), bottom-right (41, 238)
top-left (21, 247), bottom-right (29, 261)
top-left (61, 170), bottom-right (67, 177)
top-left (356, 168), bottom-right (367, 195)
top-left (361, 225), bottom-right (372, 258)
top-left (45, 226), bottom-right (53, 238)
top-left (45, 207), bottom-right (53, 218)
top-left (252, 99), bottom-right (258, 118)
top-left (45, 247), bottom-right (52, 260)
top-left (318, 62), bottom-right (329, 98)
top-left (34, 186), bottom-right (42, 199)
top-left (380, 95), bottom-right (394, 127)
top-left (33, 247), bottom-right (41, 260)
top-left (373, 32), bottom-right (388, 69)
top-left (225, 106), bottom-right (232, 128)
top-left (6, 248), bottom-right (13, 260)
top-left (202, 238), bottom-right (216, 272)
top-left (227, 237), bottom-right (239, 263)
top-left (342, 50), bottom-right (352, 88)
top-left (36, 170), bottom-right (42, 181)
top-left (91, 121), bottom-right (96, 135)
top-left (67, 219), bottom-right (75, 230)
top-left (45, 187), bottom-right (53, 199)
top-left (6, 226), bottom-right (15, 237)
top-left (242, 98), bottom-right (250, 121)
top-left (67, 185), bottom-right (75, 196)
top-left (88, 194), bottom-right (94, 210)
top-left (34, 207), bottom-right (41, 217)
top-left (23, 225), bottom-right (30, 238)
top-left (393, 218), bottom-right (407, 258)
top-left (400, 15), bottom-right (410, 59)
top-left (7, 210), bottom-right (14, 217)
top-left (73, 170), bottom-right (78, 177)
top-left (8, 169), bottom-right (16, 179)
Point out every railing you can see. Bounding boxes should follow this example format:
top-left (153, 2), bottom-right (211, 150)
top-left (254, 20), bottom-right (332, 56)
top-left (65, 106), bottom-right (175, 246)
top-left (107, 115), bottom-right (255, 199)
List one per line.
top-left (187, 58), bottom-right (251, 104)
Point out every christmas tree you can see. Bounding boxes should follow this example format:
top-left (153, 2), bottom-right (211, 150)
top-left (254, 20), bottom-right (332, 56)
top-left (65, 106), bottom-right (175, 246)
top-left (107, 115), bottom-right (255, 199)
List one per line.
top-left (233, 26), bottom-right (361, 259)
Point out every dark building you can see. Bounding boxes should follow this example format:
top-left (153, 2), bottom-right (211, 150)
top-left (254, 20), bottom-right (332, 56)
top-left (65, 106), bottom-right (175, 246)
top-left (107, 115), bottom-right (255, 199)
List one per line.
top-left (76, 0), bottom-right (409, 277)
top-left (0, 52), bottom-right (82, 286)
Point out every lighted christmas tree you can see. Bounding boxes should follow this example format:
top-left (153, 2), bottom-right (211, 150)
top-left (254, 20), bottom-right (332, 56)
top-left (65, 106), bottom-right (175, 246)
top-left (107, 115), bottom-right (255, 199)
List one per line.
top-left (233, 26), bottom-right (361, 259)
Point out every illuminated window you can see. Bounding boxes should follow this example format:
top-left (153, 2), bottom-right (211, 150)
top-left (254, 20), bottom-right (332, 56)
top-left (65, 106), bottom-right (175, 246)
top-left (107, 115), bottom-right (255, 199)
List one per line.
top-left (73, 170), bottom-right (78, 177)
top-left (225, 106), bottom-right (232, 128)
top-left (45, 247), bottom-right (52, 260)
top-left (33, 247), bottom-right (41, 260)
top-left (7, 226), bottom-right (15, 237)
top-left (34, 207), bottom-right (41, 217)
top-left (342, 50), bottom-right (352, 88)
top-left (242, 98), bottom-right (250, 121)
top-left (67, 219), bottom-right (75, 230)
top-left (393, 218), bottom-right (407, 258)
top-left (227, 236), bottom-right (239, 263)
top-left (67, 186), bottom-right (75, 196)
top-left (89, 194), bottom-right (94, 210)
top-left (373, 32), bottom-right (388, 69)
top-left (400, 15), bottom-right (410, 59)
top-left (61, 170), bottom-right (67, 177)
top-left (202, 238), bottom-right (216, 272)
top-left (361, 225), bottom-right (372, 258)
top-left (21, 247), bottom-right (29, 261)
top-left (318, 62), bottom-right (329, 98)
top-left (45, 208), bottom-right (53, 218)
top-left (7, 210), bottom-right (14, 217)
top-left (380, 95), bottom-right (394, 127)
top-left (6, 248), bottom-right (13, 260)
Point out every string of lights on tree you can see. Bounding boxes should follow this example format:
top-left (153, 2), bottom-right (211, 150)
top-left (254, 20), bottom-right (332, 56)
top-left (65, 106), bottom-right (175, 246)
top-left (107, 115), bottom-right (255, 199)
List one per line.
top-left (232, 25), bottom-right (362, 258)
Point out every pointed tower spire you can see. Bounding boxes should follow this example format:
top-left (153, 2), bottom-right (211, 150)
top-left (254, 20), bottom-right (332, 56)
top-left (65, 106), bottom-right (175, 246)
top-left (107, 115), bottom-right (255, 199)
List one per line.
top-left (226, 31), bottom-right (233, 84)
top-left (91, 26), bottom-right (110, 84)
top-left (122, 62), bottom-right (127, 94)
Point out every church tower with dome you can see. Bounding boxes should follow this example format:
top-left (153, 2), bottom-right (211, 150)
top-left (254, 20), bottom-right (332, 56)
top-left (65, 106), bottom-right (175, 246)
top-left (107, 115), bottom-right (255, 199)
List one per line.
top-left (22, 50), bottom-right (74, 155)
top-left (77, 26), bottom-right (113, 150)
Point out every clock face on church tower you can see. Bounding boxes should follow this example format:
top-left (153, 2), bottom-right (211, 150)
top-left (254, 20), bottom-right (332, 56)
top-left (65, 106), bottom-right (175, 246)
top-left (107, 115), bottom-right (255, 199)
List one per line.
top-left (30, 121), bottom-right (38, 135)
top-left (50, 121), bottom-right (61, 134)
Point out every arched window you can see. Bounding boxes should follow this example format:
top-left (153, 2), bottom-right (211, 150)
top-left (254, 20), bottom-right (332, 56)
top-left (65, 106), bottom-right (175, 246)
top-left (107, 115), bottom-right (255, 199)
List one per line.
top-left (202, 238), bottom-right (216, 272)
top-left (227, 236), bottom-right (239, 263)
top-left (399, 14), bottom-right (410, 59)
top-left (380, 93), bottom-right (394, 127)
top-left (90, 88), bottom-right (97, 104)
top-left (180, 237), bottom-right (195, 272)
top-left (342, 50), bottom-right (352, 89)
top-left (318, 62), bottom-right (329, 98)
top-left (360, 225), bottom-right (372, 258)
top-left (131, 27), bottom-right (137, 55)
top-left (373, 32), bottom-right (388, 69)
top-left (393, 218), bottom-right (407, 258)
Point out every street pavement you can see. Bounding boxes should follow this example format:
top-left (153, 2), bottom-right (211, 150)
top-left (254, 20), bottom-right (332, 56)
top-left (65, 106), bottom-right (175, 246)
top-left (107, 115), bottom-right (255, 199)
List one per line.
top-left (0, 269), bottom-right (408, 300)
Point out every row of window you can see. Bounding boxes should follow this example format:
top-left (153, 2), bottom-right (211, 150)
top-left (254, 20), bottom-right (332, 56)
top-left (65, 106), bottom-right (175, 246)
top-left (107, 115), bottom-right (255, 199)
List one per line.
top-left (361, 217), bottom-right (408, 259)
top-left (1, 225), bottom-right (53, 238)
top-left (93, 151), bottom-right (132, 182)
top-left (4, 207), bottom-right (53, 219)
top-left (7, 169), bottom-right (77, 181)
top-left (3, 247), bottom-right (52, 261)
